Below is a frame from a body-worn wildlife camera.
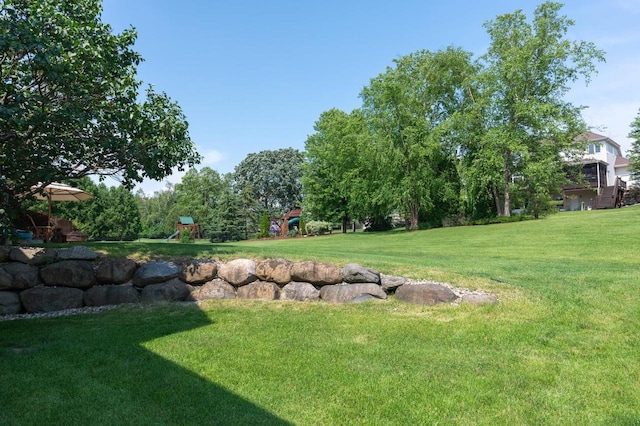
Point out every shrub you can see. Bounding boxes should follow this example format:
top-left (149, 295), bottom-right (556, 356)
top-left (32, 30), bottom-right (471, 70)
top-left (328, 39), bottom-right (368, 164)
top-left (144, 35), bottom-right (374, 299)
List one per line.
top-left (305, 221), bottom-right (332, 236)
top-left (259, 211), bottom-right (270, 238)
top-left (179, 228), bottom-right (194, 243)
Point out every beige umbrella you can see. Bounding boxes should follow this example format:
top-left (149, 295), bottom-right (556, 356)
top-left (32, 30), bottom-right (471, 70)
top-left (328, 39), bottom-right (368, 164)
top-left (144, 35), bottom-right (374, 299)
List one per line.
top-left (30, 182), bottom-right (93, 238)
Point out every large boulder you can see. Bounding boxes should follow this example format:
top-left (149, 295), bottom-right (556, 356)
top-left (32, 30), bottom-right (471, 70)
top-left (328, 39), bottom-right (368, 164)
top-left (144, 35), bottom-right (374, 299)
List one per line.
top-left (0, 291), bottom-right (22, 315)
top-left (40, 260), bottom-right (96, 289)
top-left (0, 262), bottom-right (40, 290)
top-left (320, 283), bottom-right (387, 303)
top-left (95, 258), bottom-right (138, 284)
top-left (395, 283), bottom-right (456, 306)
top-left (20, 287), bottom-right (84, 313)
top-left (189, 279), bottom-right (236, 301)
top-left (280, 282), bottom-right (320, 302)
top-left (342, 263), bottom-right (381, 284)
top-left (180, 259), bottom-right (217, 284)
top-left (380, 275), bottom-right (407, 292)
top-left (256, 258), bottom-right (293, 285)
top-left (140, 278), bottom-right (191, 302)
top-left (132, 261), bottom-right (180, 288)
top-left (57, 246), bottom-right (99, 261)
top-left (217, 259), bottom-right (257, 287)
top-left (461, 293), bottom-right (499, 305)
top-left (9, 247), bottom-right (57, 266)
top-left (84, 284), bottom-right (140, 306)
top-left (236, 281), bottom-right (280, 300)
top-left (0, 246), bottom-right (10, 262)
top-left (290, 261), bottom-right (342, 286)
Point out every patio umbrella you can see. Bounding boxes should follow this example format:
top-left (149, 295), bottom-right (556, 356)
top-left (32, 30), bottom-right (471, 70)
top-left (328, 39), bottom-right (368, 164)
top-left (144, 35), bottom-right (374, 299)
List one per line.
top-left (30, 182), bottom-right (93, 227)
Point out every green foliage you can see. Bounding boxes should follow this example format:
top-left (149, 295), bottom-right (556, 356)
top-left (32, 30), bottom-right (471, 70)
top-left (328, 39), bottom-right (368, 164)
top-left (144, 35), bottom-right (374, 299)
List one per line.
top-left (206, 175), bottom-right (246, 243)
top-left (302, 109), bottom-right (368, 229)
top-left (361, 47), bottom-right (473, 230)
top-left (305, 220), bottom-right (332, 236)
top-left (628, 108), bottom-right (640, 181)
top-left (179, 228), bottom-right (194, 244)
top-left (0, 0), bottom-right (200, 217)
top-left (298, 216), bottom-right (306, 236)
top-left (171, 167), bottom-right (223, 226)
top-left (46, 178), bottom-right (141, 241)
top-left (459, 1), bottom-right (605, 217)
top-left (234, 148), bottom-right (304, 215)
top-left (259, 211), bottom-right (270, 238)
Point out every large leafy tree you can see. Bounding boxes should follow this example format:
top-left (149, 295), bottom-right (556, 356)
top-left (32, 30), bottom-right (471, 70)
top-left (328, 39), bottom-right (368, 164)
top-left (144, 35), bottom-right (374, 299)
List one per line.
top-left (233, 148), bottom-right (304, 215)
top-left (360, 47), bottom-right (474, 230)
top-left (170, 167), bottom-right (223, 226)
top-left (302, 108), bottom-right (368, 231)
top-left (461, 1), bottom-right (605, 217)
top-left (0, 0), bottom-right (200, 214)
top-left (628, 108), bottom-right (640, 182)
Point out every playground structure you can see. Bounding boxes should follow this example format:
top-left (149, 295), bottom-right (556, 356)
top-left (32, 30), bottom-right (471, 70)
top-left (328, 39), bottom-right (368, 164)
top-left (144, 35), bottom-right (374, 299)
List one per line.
top-left (281, 209), bottom-right (301, 236)
top-left (164, 216), bottom-right (202, 242)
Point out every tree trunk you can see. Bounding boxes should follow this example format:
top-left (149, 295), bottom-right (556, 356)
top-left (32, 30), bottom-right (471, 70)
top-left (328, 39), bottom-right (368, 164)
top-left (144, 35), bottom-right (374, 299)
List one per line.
top-left (408, 195), bottom-right (419, 231)
top-left (491, 184), bottom-right (504, 216)
top-left (341, 215), bottom-right (348, 233)
top-left (503, 185), bottom-right (511, 217)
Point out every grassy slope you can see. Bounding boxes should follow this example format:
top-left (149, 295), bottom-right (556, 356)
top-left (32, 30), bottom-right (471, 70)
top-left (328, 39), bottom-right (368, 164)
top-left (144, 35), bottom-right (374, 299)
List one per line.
top-left (1, 208), bottom-right (639, 425)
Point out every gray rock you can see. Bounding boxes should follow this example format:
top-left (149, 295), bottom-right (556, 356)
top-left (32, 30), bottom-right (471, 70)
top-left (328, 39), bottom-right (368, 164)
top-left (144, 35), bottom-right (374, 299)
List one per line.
top-left (380, 275), bottom-right (407, 292)
top-left (0, 291), bottom-right (22, 315)
top-left (256, 258), bottom-right (293, 285)
top-left (132, 261), bottom-right (180, 288)
top-left (0, 263), bottom-right (40, 290)
top-left (291, 261), bottom-right (343, 286)
top-left (140, 278), bottom-right (191, 302)
top-left (180, 259), bottom-right (217, 284)
top-left (350, 293), bottom-right (386, 303)
top-left (280, 282), bottom-right (320, 301)
top-left (320, 283), bottom-right (387, 303)
top-left (189, 278), bottom-right (236, 300)
top-left (40, 260), bottom-right (96, 289)
top-left (395, 283), bottom-right (456, 306)
top-left (236, 281), bottom-right (280, 300)
top-left (95, 258), bottom-right (138, 284)
top-left (9, 247), bottom-right (57, 266)
top-left (20, 287), bottom-right (84, 313)
top-left (0, 246), bottom-right (10, 262)
top-left (343, 263), bottom-right (381, 284)
top-left (57, 245), bottom-right (99, 261)
top-left (217, 259), bottom-right (257, 287)
top-left (461, 294), bottom-right (499, 305)
top-left (84, 283), bottom-right (140, 306)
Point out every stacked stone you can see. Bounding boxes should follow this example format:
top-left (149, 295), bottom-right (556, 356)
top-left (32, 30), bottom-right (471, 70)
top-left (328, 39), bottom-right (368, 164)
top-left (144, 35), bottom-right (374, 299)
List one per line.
top-left (0, 246), bottom-right (498, 316)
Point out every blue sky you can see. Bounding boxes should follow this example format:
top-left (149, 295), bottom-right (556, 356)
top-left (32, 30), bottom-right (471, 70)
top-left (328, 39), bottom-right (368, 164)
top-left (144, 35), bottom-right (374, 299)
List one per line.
top-left (100, 0), bottom-right (640, 194)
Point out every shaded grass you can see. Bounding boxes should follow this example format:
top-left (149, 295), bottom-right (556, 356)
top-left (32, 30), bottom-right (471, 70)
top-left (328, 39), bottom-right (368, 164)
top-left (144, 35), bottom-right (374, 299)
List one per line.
top-left (2, 207), bottom-right (640, 424)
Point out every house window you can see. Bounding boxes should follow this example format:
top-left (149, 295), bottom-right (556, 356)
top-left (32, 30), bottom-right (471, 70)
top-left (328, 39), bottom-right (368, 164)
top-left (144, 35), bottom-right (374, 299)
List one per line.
top-left (606, 144), bottom-right (617, 155)
top-left (588, 144), bottom-right (601, 154)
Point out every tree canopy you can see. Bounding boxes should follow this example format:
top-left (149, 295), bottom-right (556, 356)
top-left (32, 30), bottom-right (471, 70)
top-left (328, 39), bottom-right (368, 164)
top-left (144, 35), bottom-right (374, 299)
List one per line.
top-left (0, 0), bottom-right (200, 212)
top-left (628, 108), bottom-right (640, 182)
top-left (461, 1), bottom-right (605, 217)
top-left (233, 148), bottom-right (304, 215)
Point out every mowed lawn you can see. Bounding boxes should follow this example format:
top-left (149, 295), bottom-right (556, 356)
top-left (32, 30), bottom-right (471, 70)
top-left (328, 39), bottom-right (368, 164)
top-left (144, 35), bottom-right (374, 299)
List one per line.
top-left (1, 207), bottom-right (639, 425)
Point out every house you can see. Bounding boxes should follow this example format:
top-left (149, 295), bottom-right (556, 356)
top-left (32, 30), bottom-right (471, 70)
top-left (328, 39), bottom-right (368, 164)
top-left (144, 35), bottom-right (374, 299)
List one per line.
top-left (563, 132), bottom-right (634, 211)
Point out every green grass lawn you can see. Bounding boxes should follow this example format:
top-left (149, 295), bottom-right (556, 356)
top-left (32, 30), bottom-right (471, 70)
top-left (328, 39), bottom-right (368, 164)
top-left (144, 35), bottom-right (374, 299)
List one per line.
top-left (2, 207), bottom-right (640, 425)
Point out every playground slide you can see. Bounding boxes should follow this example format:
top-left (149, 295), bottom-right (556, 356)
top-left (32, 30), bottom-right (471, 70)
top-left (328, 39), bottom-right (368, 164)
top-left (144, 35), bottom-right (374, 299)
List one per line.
top-left (288, 217), bottom-right (300, 227)
top-left (163, 230), bottom-right (180, 242)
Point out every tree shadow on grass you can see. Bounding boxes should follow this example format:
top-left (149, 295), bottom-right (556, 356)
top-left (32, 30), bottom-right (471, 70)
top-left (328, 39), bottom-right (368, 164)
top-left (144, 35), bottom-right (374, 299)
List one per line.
top-left (0, 304), bottom-right (293, 425)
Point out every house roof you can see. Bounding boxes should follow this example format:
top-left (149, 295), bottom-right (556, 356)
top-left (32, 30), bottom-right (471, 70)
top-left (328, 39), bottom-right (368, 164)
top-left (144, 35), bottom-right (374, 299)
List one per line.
top-left (578, 131), bottom-right (622, 149)
top-left (615, 156), bottom-right (630, 167)
top-left (283, 209), bottom-right (302, 219)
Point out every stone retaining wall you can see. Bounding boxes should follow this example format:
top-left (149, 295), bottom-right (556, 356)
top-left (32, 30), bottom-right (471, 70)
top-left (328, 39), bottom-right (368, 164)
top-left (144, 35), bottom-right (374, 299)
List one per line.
top-left (0, 246), bottom-right (498, 316)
